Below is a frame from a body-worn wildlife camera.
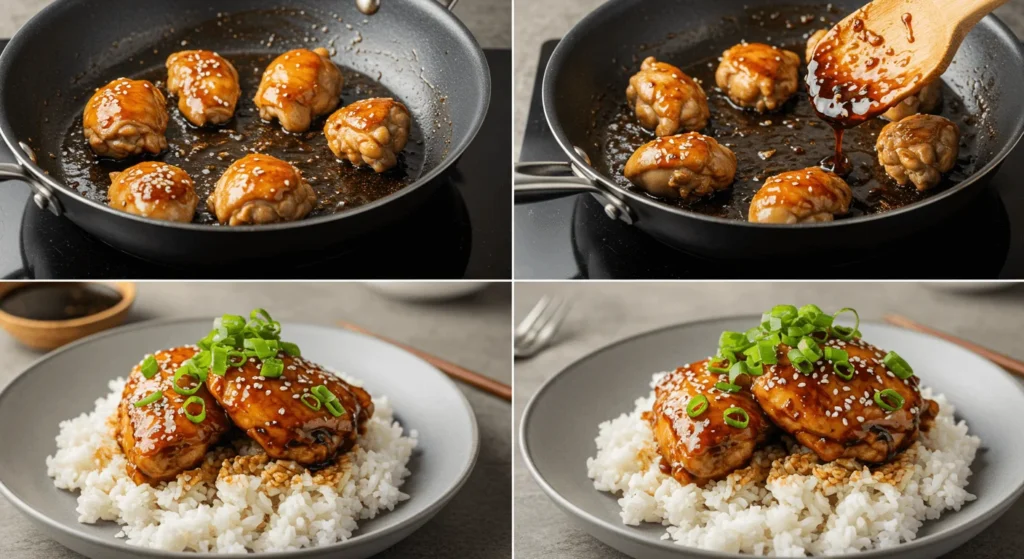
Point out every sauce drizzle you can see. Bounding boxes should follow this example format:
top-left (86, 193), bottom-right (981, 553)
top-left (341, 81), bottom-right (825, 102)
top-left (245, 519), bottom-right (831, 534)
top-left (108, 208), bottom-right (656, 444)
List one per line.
top-left (902, 13), bottom-right (915, 44)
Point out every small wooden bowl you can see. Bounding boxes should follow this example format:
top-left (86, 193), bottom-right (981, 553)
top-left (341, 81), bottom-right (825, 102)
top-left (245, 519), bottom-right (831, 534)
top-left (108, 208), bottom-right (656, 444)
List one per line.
top-left (0, 282), bottom-right (136, 351)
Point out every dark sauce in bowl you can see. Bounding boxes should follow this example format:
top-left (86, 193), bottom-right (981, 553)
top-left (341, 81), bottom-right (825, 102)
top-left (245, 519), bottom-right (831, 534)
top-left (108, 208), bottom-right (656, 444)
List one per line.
top-left (59, 53), bottom-right (425, 225)
top-left (586, 5), bottom-right (980, 221)
top-left (0, 283), bottom-right (122, 321)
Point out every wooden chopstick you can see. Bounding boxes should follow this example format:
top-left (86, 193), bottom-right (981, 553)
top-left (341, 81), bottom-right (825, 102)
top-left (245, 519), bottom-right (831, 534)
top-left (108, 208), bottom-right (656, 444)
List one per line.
top-left (883, 314), bottom-right (1024, 379)
top-left (337, 321), bottom-right (512, 402)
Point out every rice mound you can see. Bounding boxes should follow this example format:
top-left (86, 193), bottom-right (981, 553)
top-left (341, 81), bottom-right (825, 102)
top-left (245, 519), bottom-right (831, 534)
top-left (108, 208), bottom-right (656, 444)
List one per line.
top-left (47, 377), bottom-right (417, 553)
top-left (586, 373), bottom-right (979, 556)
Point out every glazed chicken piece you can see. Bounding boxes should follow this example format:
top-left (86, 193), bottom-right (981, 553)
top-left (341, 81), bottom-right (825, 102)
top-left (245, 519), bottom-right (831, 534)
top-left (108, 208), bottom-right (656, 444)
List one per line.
top-left (166, 50), bottom-right (241, 127)
top-left (324, 97), bottom-right (411, 173)
top-left (806, 29), bottom-right (941, 122)
top-left (207, 153), bottom-right (317, 226)
top-left (645, 361), bottom-right (773, 484)
top-left (626, 56), bottom-right (710, 136)
top-left (751, 337), bottom-right (935, 463)
top-left (83, 78), bottom-right (168, 159)
top-left (715, 43), bottom-right (800, 113)
top-left (206, 353), bottom-right (374, 465)
top-left (117, 347), bottom-right (232, 485)
top-left (748, 167), bottom-right (852, 224)
top-left (254, 48), bottom-right (344, 133)
top-left (876, 114), bottom-right (960, 191)
top-left (107, 161), bottom-right (198, 222)
top-left (623, 132), bottom-right (737, 201)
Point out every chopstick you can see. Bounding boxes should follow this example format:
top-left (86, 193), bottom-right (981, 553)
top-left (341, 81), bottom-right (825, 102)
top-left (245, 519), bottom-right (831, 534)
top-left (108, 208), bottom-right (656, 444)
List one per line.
top-left (337, 321), bottom-right (512, 402)
top-left (884, 314), bottom-right (1024, 379)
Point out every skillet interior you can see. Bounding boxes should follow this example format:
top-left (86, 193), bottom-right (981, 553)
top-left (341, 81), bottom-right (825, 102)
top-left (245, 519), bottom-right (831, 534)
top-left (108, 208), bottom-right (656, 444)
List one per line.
top-left (547, 0), bottom-right (1021, 225)
top-left (0, 0), bottom-right (488, 226)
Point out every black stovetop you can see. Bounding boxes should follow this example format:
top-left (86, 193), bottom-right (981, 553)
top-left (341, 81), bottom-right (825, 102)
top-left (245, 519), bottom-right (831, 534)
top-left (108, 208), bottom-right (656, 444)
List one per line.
top-left (0, 43), bottom-right (511, 279)
top-left (515, 40), bottom-right (1024, 280)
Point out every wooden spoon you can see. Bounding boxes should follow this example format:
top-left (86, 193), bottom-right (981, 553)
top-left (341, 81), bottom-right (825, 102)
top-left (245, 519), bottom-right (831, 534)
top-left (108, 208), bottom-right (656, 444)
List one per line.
top-left (807, 0), bottom-right (1009, 127)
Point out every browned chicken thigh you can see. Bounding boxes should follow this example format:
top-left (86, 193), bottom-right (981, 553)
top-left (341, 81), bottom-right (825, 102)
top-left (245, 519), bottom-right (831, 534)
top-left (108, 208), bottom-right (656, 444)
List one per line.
top-left (624, 132), bottom-right (737, 201)
top-left (748, 167), bottom-right (852, 224)
top-left (751, 338), bottom-right (935, 463)
top-left (166, 50), bottom-right (241, 127)
top-left (207, 154), bottom-right (317, 225)
top-left (83, 78), bottom-right (168, 159)
top-left (206, 353), bottom-right (374, 465)
top-left (715, 43), bottom-right (800, 113)
top-left (626, 56), bottom-right (710, 136)
top-left (645, 361), bottom-right (773, 484)
top-left (117, 347), bottom-right (232, 485)
top-left (254, 48), bottom-right (344, 133)
top-left (324, 97), bottom-right (411, 173)
top-left (876, 114), bottom-right (960, 191)
top-left (107, 161), bottom-right (198, 222)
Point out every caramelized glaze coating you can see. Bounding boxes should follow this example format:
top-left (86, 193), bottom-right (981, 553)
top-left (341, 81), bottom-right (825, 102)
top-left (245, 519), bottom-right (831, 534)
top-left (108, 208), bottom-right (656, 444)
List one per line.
top-left (107, 162), bottom-right (197, 222)
top-left (715, 43), bottom-right (800, 113)
top-left (83, 78), bottom-right (168, 159)
top-left (876, 114), bottom-right (960, 191)
top-left (751, 338), bottom-right (932, 463)
top-left (166, 50), bottom-right (241, 127)
top-left (805, 29), bottom-right (829, 63)
top-left (626, 56), bottom-right (710, 136)
top-left (324, 97), bottom-right (411, 173)
top-left (205, 353), bottom-right (373, 465)
top-left (646, 361), bottom-right (772, 484)
top-left (254, 48), bottom-right (343, 133)
top-left (116, 347), bottom-right (232, 485)
top-left (748, 167), bottom-right (852, 224)
top-left (207, 154), bottom-right (317, 225)
top-left (623, 132), bottom-right (737, 201)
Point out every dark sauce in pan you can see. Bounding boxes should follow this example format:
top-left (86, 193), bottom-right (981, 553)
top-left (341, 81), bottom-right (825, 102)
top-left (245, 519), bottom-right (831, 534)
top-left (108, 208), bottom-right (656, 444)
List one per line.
top-left (59, 53), bottom-right (425, 225)
top-left (587, 5), bottom-right (979, 221)
top-left (0, 283), bottom-right (122, 321)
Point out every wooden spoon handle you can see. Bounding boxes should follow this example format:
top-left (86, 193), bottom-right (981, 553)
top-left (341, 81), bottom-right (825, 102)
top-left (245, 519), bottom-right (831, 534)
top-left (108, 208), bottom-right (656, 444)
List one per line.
top-left (337, 321), bottom-right (512, 402)
top-left (883, 314), bottom-right (1024, 379)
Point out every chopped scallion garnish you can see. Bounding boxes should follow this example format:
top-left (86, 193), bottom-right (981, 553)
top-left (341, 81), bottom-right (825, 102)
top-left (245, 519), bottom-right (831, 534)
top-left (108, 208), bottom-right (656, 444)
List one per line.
top-left (134, 391), bottom-right (162, 407)
top-left (723, 407), bottom-right (750, 428)
top-left (686, 394), bottom-right (709, 418)
top-left (874, 389), bottom-right (905, 411)
top-left (140, 355), bottom-right (158, 379)
top-left (182, 395), bottom-right (206, 423)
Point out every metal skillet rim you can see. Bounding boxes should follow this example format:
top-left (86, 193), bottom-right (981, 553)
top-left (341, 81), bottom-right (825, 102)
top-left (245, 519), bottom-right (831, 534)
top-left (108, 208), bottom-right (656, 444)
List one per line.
top-left (518, 314), bottom-right (1024, 558)
top-left (541, 3), bottom-right (1024, 230)
top-left (0, 0), bottom-right (491, 233)
top-left (0, 315), bottom-right (481, 559)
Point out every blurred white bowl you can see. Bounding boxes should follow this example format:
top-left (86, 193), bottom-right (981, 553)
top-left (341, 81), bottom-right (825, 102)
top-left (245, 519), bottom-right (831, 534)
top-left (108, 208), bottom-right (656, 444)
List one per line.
top-left (362, 282), bottom-right (490, 302)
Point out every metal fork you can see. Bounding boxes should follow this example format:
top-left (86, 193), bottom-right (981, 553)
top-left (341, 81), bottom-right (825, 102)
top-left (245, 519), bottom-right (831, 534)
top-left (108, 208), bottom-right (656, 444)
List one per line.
top-left (514, 296), bottom-right (571, 359)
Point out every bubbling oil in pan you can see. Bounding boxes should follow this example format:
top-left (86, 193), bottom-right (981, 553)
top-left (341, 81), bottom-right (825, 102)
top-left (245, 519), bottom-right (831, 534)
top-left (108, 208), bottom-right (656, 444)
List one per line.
top-left (588, 5), bottom-right (979, 221)
top-left (60, 53), bottom-right (425, 225)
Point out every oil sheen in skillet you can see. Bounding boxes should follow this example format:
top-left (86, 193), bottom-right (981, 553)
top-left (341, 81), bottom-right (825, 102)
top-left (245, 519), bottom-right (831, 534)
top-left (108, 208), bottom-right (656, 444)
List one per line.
top-left (60, 53), bottom-right (425, 225)
top-left (587, 4), bottom-right (979, 221)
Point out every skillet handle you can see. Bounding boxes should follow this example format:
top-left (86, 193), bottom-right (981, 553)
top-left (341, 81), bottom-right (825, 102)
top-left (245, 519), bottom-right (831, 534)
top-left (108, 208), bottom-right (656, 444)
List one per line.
top-left (438, 0), bottom-right (459, 10)
top-left (357, 0), bottom-right (458, 14)
top-left (515, 161), bottom-right (634, 224)
top-left (0, 161), bottom-right (62, 217)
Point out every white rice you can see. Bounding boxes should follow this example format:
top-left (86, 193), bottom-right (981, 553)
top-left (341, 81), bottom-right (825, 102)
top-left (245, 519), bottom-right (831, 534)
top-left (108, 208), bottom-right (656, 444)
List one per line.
top-left (47, 376), bottom-right (417, 553)
top-left (586, 373), bottom-right (979, 556)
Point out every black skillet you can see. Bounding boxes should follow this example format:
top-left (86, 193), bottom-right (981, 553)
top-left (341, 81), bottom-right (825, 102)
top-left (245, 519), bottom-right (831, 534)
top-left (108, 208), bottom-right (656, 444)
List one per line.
top-left (514, 0), bottom-right (1024, 259)
top-left (0, 0), bottom-right (489, 266)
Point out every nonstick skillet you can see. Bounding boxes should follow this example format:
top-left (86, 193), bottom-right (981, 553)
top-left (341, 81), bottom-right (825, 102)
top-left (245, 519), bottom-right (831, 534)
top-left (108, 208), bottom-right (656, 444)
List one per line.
top-left (514, 0), bottom-right (1024, 259)
top-left (0, 0), bottom-right (489, 266)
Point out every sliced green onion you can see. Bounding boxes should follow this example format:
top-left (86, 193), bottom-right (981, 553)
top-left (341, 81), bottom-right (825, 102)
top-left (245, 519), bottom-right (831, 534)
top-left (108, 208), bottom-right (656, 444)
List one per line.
top-left (260, 357), bottom-right (284, 378)
top-left (758, 339), bottom-right (779, 365)
top-left (812, 313), bottom-right (834, 329)
top-left (798, 337), bottom-right (823, 361)
top-left (182, 395), bottom-right (206, 423)
top-left (324, 399), bottom-right (346, 417)
top-left (833, 361), bottom-right (855, 380)
top-left (781, 334), bottom-right (801, 347)
top-left (770, 305), bottom-right (798, 323)
top-left (809, 327), bottom-right (830, 342)
top-left (823, 347), bottom-right (848, 362)
top-left (686, 394), bottom-right (709, 417)
top-left (218, 314), bottom-right (246, 334)
top-left (882, 351), bottom-right (914, 379)
top-left (301, 393), bottom-right (321, 411)
top-left (788, 316), bottom-right (813, 336)
top-left (281, 342), bottom-right (301, 357)
top-left (874, 389), bottom-right (905, 411)
top-left (761, 314), bottom-right (784, 333)
top-left (746, 361), bottom-right (764, 376)
top-left (192, 349), bottom-right (212, 370)
top-left (745, 327), bottom-right (764, 343)
top-left (715, 381), bottom-right (741, 393)
top-left (227, 350), bottom-right (248, 368)
top-left (172, 363), bottom-right (202, 395)
top-left (719, 331), bottom-right (747, 349)
top-left (181, 358), bottom-right (208, 383)
top-left (211, 345), bottom-right (229, 376)
top-left (311, 384), bottom-right (337, 404)
top-left (244, 338), bottom-right (279, 360)
top-left (743, 345), bottom-right (761, 365)
top-left (140, 355), bottom-right (159, 379)
top-left (250, 308), bottom-right (274, 323)
top-left (831, 308), bottom-right (860, 341)
top-left (723, 407), bottom-right (750, 428)
top-left (728, 361), bottom-right (748, 384)
top-left (787, 349), bottom-right (814, 374)
top-left (197, 331), bottom-right (215, 350)
top-left (798, 304), bottom-right (824, 318)
top-left (134, 391), bottom-right (163, 407)
top-left (707, 356), bottom-right (732, 374)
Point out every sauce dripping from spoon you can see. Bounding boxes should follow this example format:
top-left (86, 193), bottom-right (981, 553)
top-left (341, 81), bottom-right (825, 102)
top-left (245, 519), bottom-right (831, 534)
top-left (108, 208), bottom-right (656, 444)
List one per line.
top-left (902, 13), bottom-right (915, 43)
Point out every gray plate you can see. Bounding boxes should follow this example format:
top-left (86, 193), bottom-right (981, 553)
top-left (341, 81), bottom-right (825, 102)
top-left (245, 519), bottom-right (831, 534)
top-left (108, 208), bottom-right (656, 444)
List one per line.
top-left (0, 317), bottom-right (479, 559)
top-left (520, 316), bottom-right (1024, 559)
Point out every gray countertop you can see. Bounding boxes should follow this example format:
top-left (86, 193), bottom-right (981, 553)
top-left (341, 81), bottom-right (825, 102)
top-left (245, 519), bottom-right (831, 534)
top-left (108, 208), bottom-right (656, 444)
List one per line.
top-left (0, 282), bottom-right (512, 559)
top-left (513, 0), bottom-right (1024, 158)
top-left (513, 282), bottom-right (1024, 559)
top-left (0, 0), bottom-right (511, 48)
